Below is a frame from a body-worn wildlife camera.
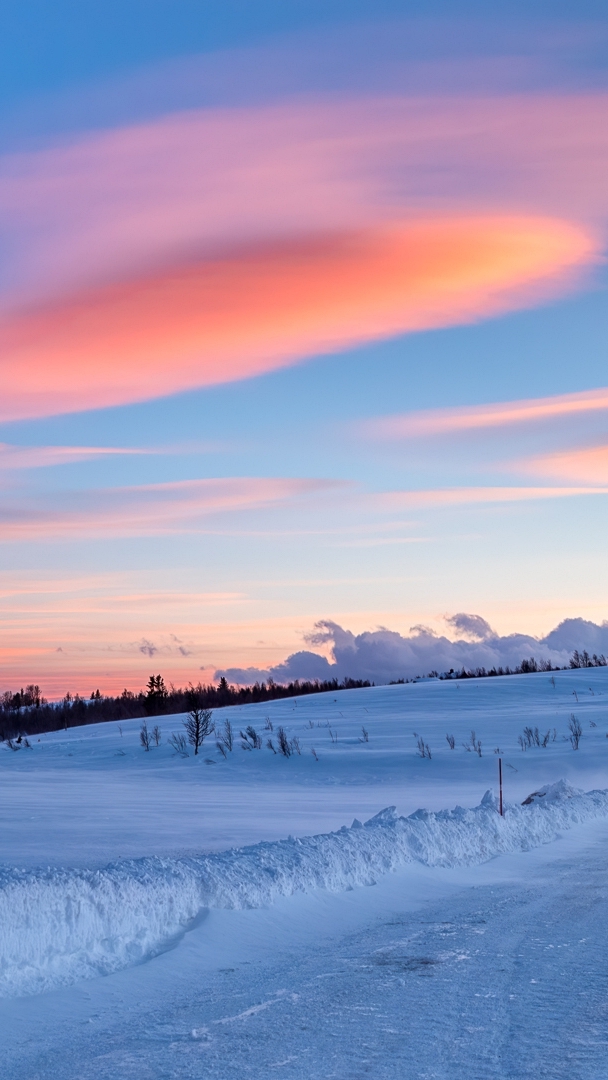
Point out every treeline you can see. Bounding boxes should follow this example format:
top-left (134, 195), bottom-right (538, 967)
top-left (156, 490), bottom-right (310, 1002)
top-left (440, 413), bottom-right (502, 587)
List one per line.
top-left (2, 647), bottom-right (607, 742)
top-left (441, 649), bottom-right (607, 680)
top-left (392, 648), bottom-right (607, 683)
top-left (0, 674), bottom-right (371, 742)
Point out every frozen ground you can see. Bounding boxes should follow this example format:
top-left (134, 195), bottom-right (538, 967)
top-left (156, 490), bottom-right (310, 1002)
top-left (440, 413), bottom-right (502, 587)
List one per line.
top-left (2, 668), bottom-right (608, 1077)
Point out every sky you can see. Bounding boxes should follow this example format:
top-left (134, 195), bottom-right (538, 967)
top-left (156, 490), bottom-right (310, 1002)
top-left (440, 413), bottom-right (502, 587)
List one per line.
top-left (1, 0), bottom-right (608, 694)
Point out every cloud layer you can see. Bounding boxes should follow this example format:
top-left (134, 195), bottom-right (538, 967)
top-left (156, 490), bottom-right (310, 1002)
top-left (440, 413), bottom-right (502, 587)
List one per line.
top-left (0, 476), bottom-right (329, 540)
top-left (0, 92), bottom-right (606, 419)
top-left (523, 444), bottom-right (608, 485)
top-left (217, 615), bottom-right (608, 685)
top-left (0, 214), bottom-right (594, 421)
top-left (364, 387), bottom-right (608, 439)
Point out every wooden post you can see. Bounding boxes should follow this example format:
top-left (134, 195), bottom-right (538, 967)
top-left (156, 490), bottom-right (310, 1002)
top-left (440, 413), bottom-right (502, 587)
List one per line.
top-left (498, 757), bottom-right (503, 817)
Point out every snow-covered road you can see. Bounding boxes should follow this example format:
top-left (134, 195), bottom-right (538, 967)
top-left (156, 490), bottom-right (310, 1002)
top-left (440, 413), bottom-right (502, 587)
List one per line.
top-left (3, 818), bottom-right (608, 1079)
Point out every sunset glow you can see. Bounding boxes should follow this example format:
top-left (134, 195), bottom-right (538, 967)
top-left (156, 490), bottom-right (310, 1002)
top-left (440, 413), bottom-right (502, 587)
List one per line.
top-left (0, 10), bottom-right (607, 694)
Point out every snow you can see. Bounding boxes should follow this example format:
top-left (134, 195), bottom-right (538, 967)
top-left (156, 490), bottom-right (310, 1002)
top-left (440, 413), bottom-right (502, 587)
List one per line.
top-left (2, 668), bottom-right (608, 1075)
top-left (2, 779), bottom-right (608, 1000)
top-left (3, 667), bottom-right (608, 869)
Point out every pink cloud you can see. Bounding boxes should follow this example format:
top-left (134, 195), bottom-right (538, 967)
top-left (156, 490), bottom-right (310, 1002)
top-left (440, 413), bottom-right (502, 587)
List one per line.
top-left (0, 477), bottom-right (333, 540)
top-left (379, 485), bottom-right (608, 509)
top-left (2, 93), bottom-right (607, 308)
top-left (522, 444), bottom-right (608, 484)
top-left (364, 387), bottom-right (608, 439)
top-left (0, 92), bottom-right (605, 420)
top-left (0, 443), bottom-right (148, 469)
top-left (0, 215), bottom-right (596, 421)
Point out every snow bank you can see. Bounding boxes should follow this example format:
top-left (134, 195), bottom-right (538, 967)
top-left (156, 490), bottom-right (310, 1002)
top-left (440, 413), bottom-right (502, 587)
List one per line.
top-left (2, 780), bottom-right (607, 999)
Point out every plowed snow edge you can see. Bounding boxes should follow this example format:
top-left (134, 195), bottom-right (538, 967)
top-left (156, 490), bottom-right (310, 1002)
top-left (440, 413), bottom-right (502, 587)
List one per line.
top-left (1, 780), bottom-right (604, 998)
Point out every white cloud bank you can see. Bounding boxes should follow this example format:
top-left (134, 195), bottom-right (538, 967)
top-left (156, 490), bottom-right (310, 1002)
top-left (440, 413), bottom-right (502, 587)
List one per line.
top-left (216, 616), bottom-right (608, 685)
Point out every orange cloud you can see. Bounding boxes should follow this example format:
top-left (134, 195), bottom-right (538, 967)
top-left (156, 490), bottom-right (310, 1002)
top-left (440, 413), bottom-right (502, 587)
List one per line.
top-left (0, 477), bottom-right (331, 540)
top-left (0, 215), bottom-right (596, 421)
top-left (523, 444), bottom-right (608, 485)
top-left (365, 387), bottom-right (608, 439)
top-left (3, 94), bottom-right (608, 308)
top-left (380, 485), bottom-right (608, 509)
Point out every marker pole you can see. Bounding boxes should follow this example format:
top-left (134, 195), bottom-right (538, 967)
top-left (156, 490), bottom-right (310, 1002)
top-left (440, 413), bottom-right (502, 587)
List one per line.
top-left (498, 757), bottom-right (503, 817)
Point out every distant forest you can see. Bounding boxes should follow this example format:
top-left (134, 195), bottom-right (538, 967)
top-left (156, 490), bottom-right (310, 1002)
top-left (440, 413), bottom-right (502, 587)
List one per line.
top-left (0, 674), bottom-right (371, 742)
top-left (0, 648), bottom-right (606, 742)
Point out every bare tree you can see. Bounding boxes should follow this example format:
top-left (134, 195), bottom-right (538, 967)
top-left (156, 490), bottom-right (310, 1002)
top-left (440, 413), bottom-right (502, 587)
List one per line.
top-left (140, 720), bottom-right (151, 751)
top-left (359, 726), bottom-right (369, 743)
top-left (184, 707), bottom-right (214, 755)
top-left (152, 724), bottom-right (162, 746)
top-left (446, 734), bottom-right (455, 750)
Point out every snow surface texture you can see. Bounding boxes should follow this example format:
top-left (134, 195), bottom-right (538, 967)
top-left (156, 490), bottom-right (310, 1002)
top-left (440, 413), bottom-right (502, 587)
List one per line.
top-left (2, 777), bottom-right (607, 1000)
top-left (4, 667), bottom-right (608, 872)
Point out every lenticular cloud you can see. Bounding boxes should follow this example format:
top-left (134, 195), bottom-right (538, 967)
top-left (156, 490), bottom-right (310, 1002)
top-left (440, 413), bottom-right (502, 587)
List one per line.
top-left (216, 616), bottom-right (608, 685)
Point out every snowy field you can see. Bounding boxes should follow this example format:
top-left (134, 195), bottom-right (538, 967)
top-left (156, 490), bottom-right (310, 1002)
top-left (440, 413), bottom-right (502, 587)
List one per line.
top-left (3, 668), bottom-right (608, 1077)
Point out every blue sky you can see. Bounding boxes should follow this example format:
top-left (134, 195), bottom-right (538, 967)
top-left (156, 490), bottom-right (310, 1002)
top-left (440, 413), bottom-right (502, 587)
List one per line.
top-left (1, 2), bottom-right (607, 692)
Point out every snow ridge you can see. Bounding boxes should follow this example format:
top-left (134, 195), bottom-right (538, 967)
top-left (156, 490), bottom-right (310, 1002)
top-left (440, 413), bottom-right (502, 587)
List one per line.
top-left (1, 779), bottom-right (605, 999)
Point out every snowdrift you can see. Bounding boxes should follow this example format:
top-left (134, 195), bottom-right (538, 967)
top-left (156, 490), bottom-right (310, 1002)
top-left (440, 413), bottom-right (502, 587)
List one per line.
top-left (1, 779), bottom-right (606, 999)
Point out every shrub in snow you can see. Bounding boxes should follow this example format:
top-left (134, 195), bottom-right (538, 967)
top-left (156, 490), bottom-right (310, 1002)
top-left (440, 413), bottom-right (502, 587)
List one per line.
top-left (463, 731), bottom-right (482, 756)
top-left (139, 721), bottom-right (151, 751)
top-left (217, 719), bottom-right (233, 753)
top-left (519, 726), bottom-right (552, 751)
top-left (568, 714), bottom-right (583, 750)
top-left (277, 727), bottom-right (291, 757)
top-left (416, 737), bottom-right (432, 759)
top-left (240, 726), bottom-right (262, 750)
top-left (168, 732), bottom-right (189, 757)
